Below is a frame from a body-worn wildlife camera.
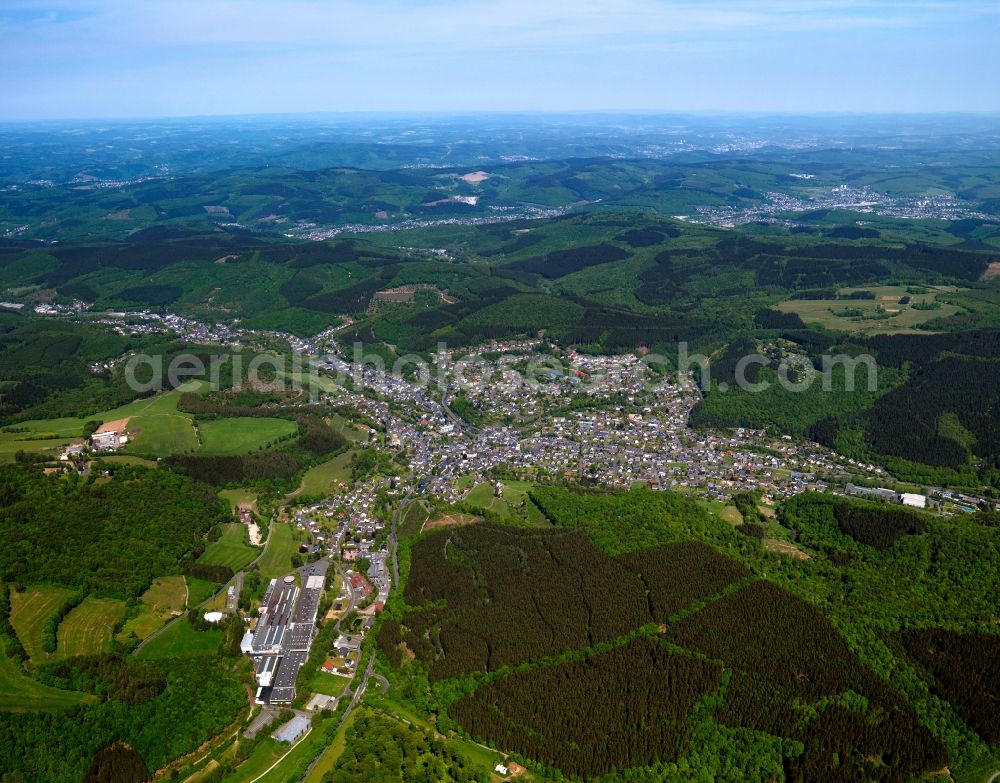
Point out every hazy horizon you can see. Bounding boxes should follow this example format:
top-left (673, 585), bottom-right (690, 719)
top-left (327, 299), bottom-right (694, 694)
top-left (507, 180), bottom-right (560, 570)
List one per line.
top-left (2, 1), bottom-right (999, 121)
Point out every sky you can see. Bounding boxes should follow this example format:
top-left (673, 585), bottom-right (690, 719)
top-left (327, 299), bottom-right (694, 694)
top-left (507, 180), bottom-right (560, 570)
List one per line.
top-left (0, 0), bottom-right (998, 120)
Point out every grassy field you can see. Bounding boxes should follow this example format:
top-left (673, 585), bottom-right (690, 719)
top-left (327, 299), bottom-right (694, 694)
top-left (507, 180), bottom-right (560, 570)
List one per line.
top-left (327, 413), bottom-right (369, 443)
top-left (213, 739), bottom-right (287, 783)
top-left (291, 450), bottom-right (354, 498)
top-left (125, 411), bottom-right (200, 457)
top-left (774, 285), bottom-right (964, 335)
top-left (0, 390), bottom-right (198, 463)
top-left (0, 645), bottom-right (95, 712)
top-left (186, 577), bottom-right (220, 607)
top-left (135, 619), bottom-right (223, 660)
top-left (197, 417), bottom-right (298, 456)
top-left (0, 385), bottom-right (296, 464)
top-left (56, 597), bottom-right (127, 659)
top-left (3, 387), bottom-right (195, 440)
top-left (219, 487), bottom-right (258, 512)
top-left (200, 524), bottom-right (259, 571)
top-left (306, 671), bottom-right (350, 698)
top-left (465, 479), bottom-right (549, 527)
top-left (118, 576), bottom-right (187, 641)
top-left (98, 454), bottom-right (159, 468)
top-left (465, 481), bottom-right (500, 508)
top-left (8, 585), bottom-right (77, 663)
top-left (303, 710), bottom-right (358, 783)
top-left (397, 501), bottom-right (431, 539)
top-left (0, 436), bottom-right (74, 463)
top-left (257, 523), bottom-right (304, 579)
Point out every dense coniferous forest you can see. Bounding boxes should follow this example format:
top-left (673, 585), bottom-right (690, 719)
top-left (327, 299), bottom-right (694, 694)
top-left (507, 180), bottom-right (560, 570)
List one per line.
top-left (376, 484), bottom-right (1000, 779)
top-left (831, 501), bottom-right (925, 549)
top-left (450, 637), bottom-right (722, 777)
top-left (393, 523), bottom-right (747, 681)
top-left (617, 542), bottom-right (750, 620)
top-left (0, 464), bottom-right (230, 597)
top-left (667, 581), bottom-right (946, 783)
top-left (898, 629), bottom-right (1000, 744)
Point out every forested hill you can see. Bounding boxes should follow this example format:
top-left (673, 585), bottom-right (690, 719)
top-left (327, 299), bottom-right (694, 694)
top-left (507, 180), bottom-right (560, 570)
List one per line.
top-left (0, 464), bottom-right (230, 597)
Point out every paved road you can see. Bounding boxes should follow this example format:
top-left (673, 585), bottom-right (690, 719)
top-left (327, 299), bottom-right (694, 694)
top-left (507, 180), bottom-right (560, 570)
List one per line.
top-left (132, 511), bottom-right (276, 655)
top-left (389, 494), bottom-right (414, 588)
top-left (294, 564), bottom-right (371, 783)
top-left (226, 571), bottom-right (243, 613)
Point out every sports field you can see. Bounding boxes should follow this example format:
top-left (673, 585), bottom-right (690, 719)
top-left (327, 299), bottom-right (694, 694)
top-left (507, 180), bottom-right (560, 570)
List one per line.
top-left (8, 585), bottom-right (77, 663)
top-left (200, 524), bottom-right (259, 571)
top-left (56, 597), bottom-right (126, 659)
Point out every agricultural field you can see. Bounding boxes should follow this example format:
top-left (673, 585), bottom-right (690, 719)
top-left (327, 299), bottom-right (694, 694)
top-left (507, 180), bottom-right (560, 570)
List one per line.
top-left (200, 524), bottom-right (259, 572)
top-left (134, 619), bottom-right (224, 660)
top-left (291, 450), bottom-right (354, 498)
top-left (118, 576), bottom-right (188, 641)
top-left (197, 417), bottom-right (298, 456)
top-left (773, 285), bottom-right (964, 334)
top-left (185, 577), bottom-right (220, 607)
top-left (124, 411), bottom-right (200, 457)
top-left (219, 487), bottom-right (258, 512)
top-left (0, 436), bottom-right (74, 463)
top-left (256, 523), bottom-right (305, 578)
top-left (8, 585), bottom-right (76, 663)
top-left (0, 647), bottom-right (94, 712)
top-left (55, 597), bottom-right (126, 659)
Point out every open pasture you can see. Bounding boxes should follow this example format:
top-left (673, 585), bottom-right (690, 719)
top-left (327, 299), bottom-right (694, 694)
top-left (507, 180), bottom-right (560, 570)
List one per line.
top-left (774, 285), bottom-right (963, 334)
top-left (0, 648), bottom-right (95, 712)
top-left (55, 597), bottom-right (126, 659)
top-left (118, 576), bottom-right (188, 641)
top-left (197, 417), bottom-right (298, 456)
top-left (200, 524), bottom-right (258, 572)
top-left (8, 585), bottom-right (77, 663)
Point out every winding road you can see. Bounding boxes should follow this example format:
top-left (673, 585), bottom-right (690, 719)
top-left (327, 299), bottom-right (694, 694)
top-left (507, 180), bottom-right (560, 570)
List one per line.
top-left (294, 495), bottom-right (411, 782)
top-left (132, 510), bottom-right (276, 655)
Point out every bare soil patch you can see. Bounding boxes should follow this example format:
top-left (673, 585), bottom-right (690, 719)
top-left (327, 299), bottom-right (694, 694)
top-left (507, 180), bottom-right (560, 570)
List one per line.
top-left (421, 513), bottom-right (480, 533)
top-left (763, 539), bottom-right (810, 560)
